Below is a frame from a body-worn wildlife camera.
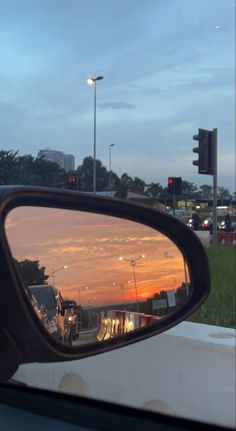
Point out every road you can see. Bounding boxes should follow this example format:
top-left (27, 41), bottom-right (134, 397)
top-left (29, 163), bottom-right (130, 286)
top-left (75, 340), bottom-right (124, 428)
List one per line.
top-left (73, 327), bottom-right (98, 346)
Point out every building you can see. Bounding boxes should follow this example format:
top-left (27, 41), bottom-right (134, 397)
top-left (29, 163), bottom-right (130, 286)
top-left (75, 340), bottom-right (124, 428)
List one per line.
top-left (38, 148), bottom-right (75, 172)
top-left (63, 154), bottom-right (75, 172)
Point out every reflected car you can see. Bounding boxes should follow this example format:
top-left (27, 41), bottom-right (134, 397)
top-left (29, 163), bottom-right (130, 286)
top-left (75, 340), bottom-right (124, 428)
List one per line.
top-left (28, 285), bottom-right (66, 341)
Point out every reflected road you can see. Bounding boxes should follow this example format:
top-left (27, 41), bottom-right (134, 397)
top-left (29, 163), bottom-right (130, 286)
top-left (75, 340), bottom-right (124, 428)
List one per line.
top-left (73, 328), bottom-right (98, 346)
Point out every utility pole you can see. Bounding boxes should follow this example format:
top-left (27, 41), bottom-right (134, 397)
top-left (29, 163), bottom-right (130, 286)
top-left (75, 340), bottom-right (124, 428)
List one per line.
top-left (212, 129), bottom-right (218, 246)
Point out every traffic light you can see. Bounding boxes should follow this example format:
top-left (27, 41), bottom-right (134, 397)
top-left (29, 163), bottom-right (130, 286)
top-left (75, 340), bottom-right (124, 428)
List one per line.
top-left (192, 128), bottom-right (214, 175)
top-left (66, 176), bottom-right (79, 190)
top-left (168, 177), bottom-right (174, 194)
top-left (174, 177), bottom-right (182, 195)
top-left (168, 177), bottom-right (182, 195)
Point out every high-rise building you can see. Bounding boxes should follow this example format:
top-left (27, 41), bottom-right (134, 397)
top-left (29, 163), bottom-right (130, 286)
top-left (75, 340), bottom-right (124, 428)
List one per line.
top-left (38, 148), bottom-right (75, 172)
top-left (64, 154), bottom-right (75, 172)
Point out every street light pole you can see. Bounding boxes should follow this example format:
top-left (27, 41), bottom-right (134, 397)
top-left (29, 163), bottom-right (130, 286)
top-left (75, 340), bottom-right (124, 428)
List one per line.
top-left (93, 80), bottom-right (97, 194)
top-left (113, 280), bottom-right (130, 310)
top-left (78, 286), bottom-right (89, 305)
top-left (119, 255), bottom-right (145, 313)
top-left (50, 265), bottom-right (68, 286)
top-left (109, 144), bottom-right (115, 195)
top-left (87, 76), bottom-right (104, 194)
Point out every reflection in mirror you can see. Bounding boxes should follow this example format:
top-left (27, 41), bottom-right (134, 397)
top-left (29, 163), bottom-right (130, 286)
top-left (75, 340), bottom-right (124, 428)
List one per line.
top-left (5, 207), bottom-right (191, 346)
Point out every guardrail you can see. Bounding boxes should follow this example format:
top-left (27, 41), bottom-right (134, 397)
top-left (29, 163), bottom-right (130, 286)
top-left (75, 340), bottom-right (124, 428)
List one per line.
top-left (217, 231), bottom-right (236, 245)
top-left (97, 310), bottom-right (160, 341)
top-left (195, 230), bottom-right (236, 246)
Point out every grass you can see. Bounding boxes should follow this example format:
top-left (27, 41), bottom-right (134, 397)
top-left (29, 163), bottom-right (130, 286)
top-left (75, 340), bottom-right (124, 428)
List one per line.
top-left (188, 245), bottom-right (236, 328)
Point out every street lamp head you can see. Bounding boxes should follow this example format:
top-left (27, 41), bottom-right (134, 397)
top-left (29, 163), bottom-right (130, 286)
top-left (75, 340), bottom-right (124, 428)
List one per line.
top-left (119, 256), bottom-right (123, 261)
top-left (63, 265), bottom-right (68, 269)
top-left (109, 144), bottom-right (115, 148)
top-left (87, 78), bottom-right (95, 85)
top-left (87, 76), bottom-right (104, 85)
top-left (142, 254), bottom-right (146, 259)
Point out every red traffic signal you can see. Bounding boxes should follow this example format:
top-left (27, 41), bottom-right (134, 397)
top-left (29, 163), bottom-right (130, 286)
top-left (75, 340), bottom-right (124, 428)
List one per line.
top-left (68, 177), bottom-right (77, 183)
top-left (66, 176), bottom-right (79, 190)
top-left (168, 177), bottom-right (182, 195)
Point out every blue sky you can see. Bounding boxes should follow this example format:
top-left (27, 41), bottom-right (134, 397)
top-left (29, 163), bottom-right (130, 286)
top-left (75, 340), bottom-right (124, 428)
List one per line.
top-left (0, 0), bottom-right (235, 190)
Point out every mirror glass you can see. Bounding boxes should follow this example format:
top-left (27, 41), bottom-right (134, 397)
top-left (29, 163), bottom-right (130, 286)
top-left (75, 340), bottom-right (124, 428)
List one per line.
top-left (5, 207), bottom-right (191, 346)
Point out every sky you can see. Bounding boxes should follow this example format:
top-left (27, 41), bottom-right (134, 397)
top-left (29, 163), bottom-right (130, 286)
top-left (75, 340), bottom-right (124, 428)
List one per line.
top-left (0, 0), bottom-right (235, 190)
top-left (5, 206), bottom-right (188, 307)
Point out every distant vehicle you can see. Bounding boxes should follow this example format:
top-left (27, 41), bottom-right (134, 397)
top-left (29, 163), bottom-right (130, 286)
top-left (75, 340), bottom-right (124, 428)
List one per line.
top-left (63, 300), bottom-right (80, 343)
top-left (201, 217), bottom-right (213, 231)
top-left (187, 213), bottom-right (202, 230)
top-left (30, 293), bottom-right (50, 332)
top-left (28, 285), bottom-right (73, 342)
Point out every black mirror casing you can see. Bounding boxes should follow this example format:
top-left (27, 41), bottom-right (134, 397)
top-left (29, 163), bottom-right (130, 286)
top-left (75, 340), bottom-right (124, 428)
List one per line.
top-left (0, 186), bottom-right (211, 380)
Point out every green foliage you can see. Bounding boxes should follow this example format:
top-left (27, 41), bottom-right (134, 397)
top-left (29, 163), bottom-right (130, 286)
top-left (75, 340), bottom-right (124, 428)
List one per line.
top-left (188, 246), bottom-right (236, 328)
top-left (76, 156), bottom-right (110, 191)
top-left (0, 151), bottom-right (66, 187)
top-left (146, 182), bottom-right (163, 198)
top-left (218, 186), bottom-right (231, 204)
top-left (14, 258), bottom-right (49, 287)
top-left (0, 150), bottom-right (233, 201)
top-left (181, 181), bottom-right (198, 197)
top-left (199, 184), bottom-right (213, 199)
top-left (114, 173), bottom-right (133, 198)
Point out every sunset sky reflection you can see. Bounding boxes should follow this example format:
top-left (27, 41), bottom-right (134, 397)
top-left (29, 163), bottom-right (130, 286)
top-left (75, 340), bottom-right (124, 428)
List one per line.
top-left (5, 206), bottom-right (189, 306)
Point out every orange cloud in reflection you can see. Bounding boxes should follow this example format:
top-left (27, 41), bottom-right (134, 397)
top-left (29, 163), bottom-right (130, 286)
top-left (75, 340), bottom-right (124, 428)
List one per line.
top-left (5, 206), bottom-right (190, 307)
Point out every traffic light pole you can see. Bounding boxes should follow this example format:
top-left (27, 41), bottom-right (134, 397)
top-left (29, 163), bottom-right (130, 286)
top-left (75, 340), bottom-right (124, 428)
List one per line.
top-left (192, 127), bottom-right (218, 245)
top-left (172, 194), bottom-right (176, 216)
top-left (212, 128), bottom-right (218, 246)
top-left (172, 181), bottom-right (176, 216)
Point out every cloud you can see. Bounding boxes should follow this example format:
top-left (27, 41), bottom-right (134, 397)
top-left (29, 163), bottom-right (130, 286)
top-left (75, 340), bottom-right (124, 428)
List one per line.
top-left (99, 101), bottom-right (136, 110)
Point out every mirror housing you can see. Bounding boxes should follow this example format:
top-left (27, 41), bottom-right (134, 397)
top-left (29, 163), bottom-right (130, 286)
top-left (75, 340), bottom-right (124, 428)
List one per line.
top-left (0, 186), bottom-right (210, 375)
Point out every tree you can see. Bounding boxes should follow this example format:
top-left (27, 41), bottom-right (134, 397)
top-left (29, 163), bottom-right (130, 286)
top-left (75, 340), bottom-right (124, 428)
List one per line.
top-left (114, 173), bottom-right (133, 198)
top-left (176, 283), bottom-right (188, 306)
top-left (217, 187), bottom-right (231, 205)
top-left (0, 150), bottom-right (19, 184)
top-left (181, 181), bottom-right (198, 198)
top-left (199, 184), bottom-right (213, 200)
top-left (146, 182), bottom-right (163, 199)
top-left (14, 258), bottom-right (49, 287)
top-left (130, 176), bottom-right (146, 194)
top-left (77, 156), bottom-right (109, 191)
top-left (152, 290), bottom-right (168, 300)
top-left (0, 150), bottom-right (67, 188)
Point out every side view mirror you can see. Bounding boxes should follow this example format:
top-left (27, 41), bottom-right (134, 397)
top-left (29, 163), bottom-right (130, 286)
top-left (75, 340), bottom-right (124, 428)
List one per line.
top-left (0, 186), bottom-right (210, 369)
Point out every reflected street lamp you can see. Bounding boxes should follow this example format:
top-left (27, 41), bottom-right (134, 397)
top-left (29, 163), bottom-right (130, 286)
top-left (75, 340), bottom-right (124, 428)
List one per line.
top-left (119, 255), bottom-right (145, 313)
top-left (78, 286), bottom-right (89, 305)
top-left (112, 280), bottom-right (131, 309)
top-left (50, 265), bottom-right (68, 286)
top-left (87, 75), bottom-right (104, 194)
top-left (109, 144), bottom-right (115, 195)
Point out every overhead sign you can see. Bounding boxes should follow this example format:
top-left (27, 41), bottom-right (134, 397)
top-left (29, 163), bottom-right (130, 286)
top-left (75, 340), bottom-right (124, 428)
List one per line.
top-left (167, 290), bottom-right (176, 307)
top-left (152, 299), bottom-right (167, 311)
